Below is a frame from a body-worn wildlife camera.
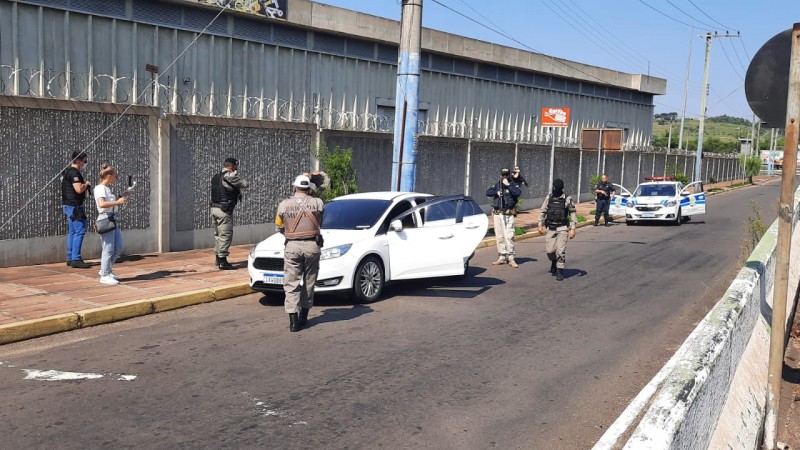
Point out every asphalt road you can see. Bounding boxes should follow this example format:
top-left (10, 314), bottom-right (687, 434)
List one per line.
top-left (0, 181), bottom-right (783, 449)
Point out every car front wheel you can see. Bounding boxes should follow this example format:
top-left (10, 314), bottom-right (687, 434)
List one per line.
top-left (353, 256), bottom-right (384, 303)
top-left (674, 208), bottom-right (682, 226)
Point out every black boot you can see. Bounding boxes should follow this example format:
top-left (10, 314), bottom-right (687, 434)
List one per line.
top-left (549, 260), bottom-right (557, 274)
top-left (594, 218), bottom-right (599, 227)
top-left (218, 257), bottom-right (234, 270)
top-left (556, 268), bottom-right (564, 281)
top-left (298, 308), bottom-right (310, 327)
top-left (289, 313), bottom-right (300, 332)
top-left (605, 217), bottom-right (612, 227)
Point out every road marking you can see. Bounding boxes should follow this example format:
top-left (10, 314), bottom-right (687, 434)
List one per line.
top-left (245, 392), bottom-right (306, 425)
top-left (19, 368), bottom-right (137, 382)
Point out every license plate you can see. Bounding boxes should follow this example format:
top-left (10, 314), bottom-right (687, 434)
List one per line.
top-left (641, 213), bottom-right (655, 218)
top-left (263, 273), bottom-right (285, 285)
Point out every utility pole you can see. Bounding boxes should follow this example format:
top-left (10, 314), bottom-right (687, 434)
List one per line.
top-left (695, 32), bottom-right (739, 186)
top-left (678, 27), bottom-right (694, 151)
top-left (391, 0), bottom-right (423, 192)
top-left (765, 22), bottom-right (800, 450)
top-left (667, 117), bottom-right (674, 150)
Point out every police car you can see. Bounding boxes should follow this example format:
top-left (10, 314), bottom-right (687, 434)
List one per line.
top-left (247, 192), bottom-right (488, 303)
top-left (609, 179), bottom-right (706, 225)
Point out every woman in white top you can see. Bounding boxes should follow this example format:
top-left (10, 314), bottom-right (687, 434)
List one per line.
top-left (94, 164), bottom-right (128, 285)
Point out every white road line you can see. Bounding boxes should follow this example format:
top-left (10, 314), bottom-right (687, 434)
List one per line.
top-left (20, 368), bottom-right (137, 382)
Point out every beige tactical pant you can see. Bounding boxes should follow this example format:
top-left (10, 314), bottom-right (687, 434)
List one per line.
top-left (494, 212), bottom-right (516, 259)
top-left (545, 227), bottom-right (569, 269)
top-left (283, 240), bottom-right (321, 314)
top-left (211, 207), bottom-right (233, 257)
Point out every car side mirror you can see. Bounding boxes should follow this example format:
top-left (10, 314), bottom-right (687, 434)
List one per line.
top-left (620, 193), bottom-right (630, 198)
top-left (680, 191), bottom-right (690, 197)
top-left (390, 220), bottom-right (403, 232)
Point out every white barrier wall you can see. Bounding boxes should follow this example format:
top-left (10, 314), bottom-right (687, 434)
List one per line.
top-left (594, 185), bottom-right (800, 449)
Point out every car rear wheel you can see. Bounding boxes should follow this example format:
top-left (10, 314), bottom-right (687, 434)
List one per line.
top-left (353, 256), bottom-right (384, 303)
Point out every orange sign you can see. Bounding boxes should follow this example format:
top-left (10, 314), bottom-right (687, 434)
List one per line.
top-left (541, 107), bottom-right (570, 127)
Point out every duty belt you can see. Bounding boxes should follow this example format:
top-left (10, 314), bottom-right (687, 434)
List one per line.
top-left (210, 202), bottom-right (230, 208)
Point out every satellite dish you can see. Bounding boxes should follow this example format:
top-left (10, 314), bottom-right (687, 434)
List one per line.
top-left (745, 29), bottom-right (791, 127)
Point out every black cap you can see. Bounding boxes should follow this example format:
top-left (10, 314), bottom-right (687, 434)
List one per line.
top-left (224, 158), bottom-right (239, 166)
top-left (501, 168), bottom-right (510, 175)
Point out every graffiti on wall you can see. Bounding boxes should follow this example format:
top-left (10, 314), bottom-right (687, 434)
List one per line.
top-left (203, 0), bottom-right (287, 20)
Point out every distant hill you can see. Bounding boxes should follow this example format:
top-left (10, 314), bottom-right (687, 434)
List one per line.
top-left (651, 115), bottom-right (779, 152)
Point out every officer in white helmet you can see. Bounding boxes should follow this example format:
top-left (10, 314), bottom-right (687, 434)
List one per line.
top-left (275, 175), bottom-right (324, 332)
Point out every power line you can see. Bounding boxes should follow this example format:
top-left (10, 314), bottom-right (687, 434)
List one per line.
top-left (718, 38), bottom-right (744, 81)
top-left (429, 0), bottom-right (613, 85)
top-left (663, 0), bottom-right (717, 30)
top-left (559, 0), bottom-right (705, 94)
top-left (637, 0), bottom-right (702, 29)
top-left (728, 34), bottom-right (749, 73)
top-left (686, 0), bottom-right (735, 31)
top-left (706, 84), bottom-right (744, 111)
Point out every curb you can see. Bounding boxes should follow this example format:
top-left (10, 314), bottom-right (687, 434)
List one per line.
top-left (0, 282), bottom-right (253, 346)
top-left (0, 181), bottom-right (765, 346)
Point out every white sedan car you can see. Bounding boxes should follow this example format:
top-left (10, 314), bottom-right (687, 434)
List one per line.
top-left (610, 181), bottom-right (706, 225)
top-left (248, 192), bottom-right (489, 303)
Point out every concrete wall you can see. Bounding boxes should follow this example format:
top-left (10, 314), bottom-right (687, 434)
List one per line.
top-left (594, 186), bottom-right (800, 450)
top-left (0, 98), bottom-right (742, 267)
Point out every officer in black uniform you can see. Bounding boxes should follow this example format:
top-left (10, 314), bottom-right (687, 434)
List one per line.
top-left (62, 151), bottom-right (92, 269)
top-left (594, 174), bottom-right (616, 227)
top-left (210, 158), bottom-right (249, 270)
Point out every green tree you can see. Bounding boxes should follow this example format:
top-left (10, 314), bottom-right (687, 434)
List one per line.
top-left (740, 153), bottom-right (761, 184)
top-left (666, 163), bottom-right (690, 185)
top-left (316, 144), bottom-right (358, 202)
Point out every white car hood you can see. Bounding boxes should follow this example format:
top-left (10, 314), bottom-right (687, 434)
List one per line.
top-left (630, 196), bottom-right (674, 206)
top-left (253, 228), bottom-right (374, 253)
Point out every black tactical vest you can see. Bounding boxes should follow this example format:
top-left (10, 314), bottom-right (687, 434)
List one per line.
top-left (210, 171), bottom-right (240, 212)
top-left (545, 195), bottom-right (568, 227)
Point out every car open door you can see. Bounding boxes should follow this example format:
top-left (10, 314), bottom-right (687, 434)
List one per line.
top-left (680, 181), bottom-right (706, 216)
top-left (386, 196), bottom-right (471, 280)
top-left (610, 184), bottom-right (633, 216)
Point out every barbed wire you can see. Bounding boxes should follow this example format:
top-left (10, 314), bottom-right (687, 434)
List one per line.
top-left (0, 65), bottom-right (738, 158)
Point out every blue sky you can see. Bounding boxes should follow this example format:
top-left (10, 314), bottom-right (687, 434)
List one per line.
top-left (314, 0), bottom-right (789, 122)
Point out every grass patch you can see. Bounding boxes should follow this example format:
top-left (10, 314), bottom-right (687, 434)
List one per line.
top-left (707, 187), bottom-right (724, 193)
top-left (577, 215), bottom-right (587, 223)
top-left (514, 227), bottom-right (525, 236)
top-left (740, 200), bottom-right (768, 267)
top-left (589, 209), bottom-right (597, 215)
top-left (730, 182), bottom-right (751, 188)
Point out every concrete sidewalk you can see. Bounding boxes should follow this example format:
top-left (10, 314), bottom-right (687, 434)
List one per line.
top-left (0, 175), bottom-right (775, 344)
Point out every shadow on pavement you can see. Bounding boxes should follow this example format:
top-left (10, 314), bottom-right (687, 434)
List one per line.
top-left (562, 268), bottom-right (588, 279)
top-left (116, 254), bottom-right (159, 263)
top-left (306, 305), bottom-right (374, 328)
top-left (120, 270), bottom-right (194, 282)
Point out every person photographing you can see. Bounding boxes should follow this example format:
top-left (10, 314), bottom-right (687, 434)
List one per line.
top-left (593, 174), bottom-right (616, 227)
top-left (486, 168), bottom-right (522, 268)
top-left (94, 164), bottom-right (128, 285)
top-left (210, 158), bottom-right (249, 270)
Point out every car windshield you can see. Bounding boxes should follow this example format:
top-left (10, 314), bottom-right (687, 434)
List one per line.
top-left (635, 184), bottom-right (675, 197)
top-left (321, 199), bottom-right (392, 230)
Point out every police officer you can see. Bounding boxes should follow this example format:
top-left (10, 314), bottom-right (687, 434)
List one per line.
top-left (594, 174), bottom-right (616, 227)
top-left (538, 179), bottom-right (577, 281)
top-left (486, 168), bottom-right (522, 268)
top-left (210, 157), bottom-right (249, 270)
top-left (62, 151), bottom-right (92, 269)
top-left (275, 175), bottom-right (324, 332)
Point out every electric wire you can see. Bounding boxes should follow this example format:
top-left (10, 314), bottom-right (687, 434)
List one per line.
top-left (637, 0), bottom-right (703, 29)
top-left (429, 0), bottom-right (613, 85)
top-left (686, 0), bottom-right (735, 31)
top-left (706, 84), bottom-right (744, 112)
top-left (727, 35), bottom-right (749, 74)
top-left (663, 0), bottom-right (717, 31)
top-left (0, 6), bottom-right (227, 232)
top-left (560, 0), bottom-right (704, 93)
top-left (539, 0), bottom-right (642, 75)
top-left (718, 38), bottom-right (744, 81)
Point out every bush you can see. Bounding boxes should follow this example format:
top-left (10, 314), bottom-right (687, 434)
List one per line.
top-left (514, 227), bottom-right (525, 236)
top-left (740, 154), bottom-right (761, 184)
top-left (666, 163), bottom-right (691, 185)
top-left (316, 144), bottom-right (358, 202)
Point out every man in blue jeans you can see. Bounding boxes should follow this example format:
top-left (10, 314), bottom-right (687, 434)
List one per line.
top-left (62, 151), bottom-right (92, 268)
